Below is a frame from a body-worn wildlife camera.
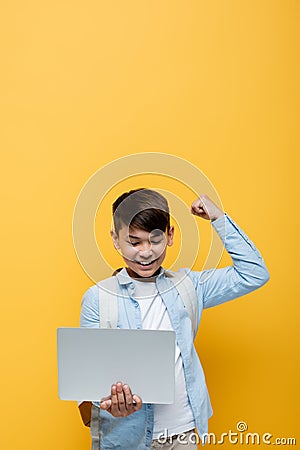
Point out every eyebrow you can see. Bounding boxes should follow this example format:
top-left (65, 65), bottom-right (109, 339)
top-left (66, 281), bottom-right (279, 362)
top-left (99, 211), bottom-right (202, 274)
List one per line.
top-left (127, 232), bottom-right (163, 240)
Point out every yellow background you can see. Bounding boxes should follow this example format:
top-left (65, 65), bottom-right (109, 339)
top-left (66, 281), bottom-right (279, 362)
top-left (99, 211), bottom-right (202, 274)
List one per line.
top-left (1, 1), bottom-right (299, 448)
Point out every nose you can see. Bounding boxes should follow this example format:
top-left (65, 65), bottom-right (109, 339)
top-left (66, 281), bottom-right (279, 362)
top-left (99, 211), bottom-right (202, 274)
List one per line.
top-left (139, 242), bottom-right (153, 258)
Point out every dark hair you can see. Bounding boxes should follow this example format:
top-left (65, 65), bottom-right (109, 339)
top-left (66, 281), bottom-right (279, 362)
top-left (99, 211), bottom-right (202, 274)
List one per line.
top-left (112, 188), bottom-right (170, 235)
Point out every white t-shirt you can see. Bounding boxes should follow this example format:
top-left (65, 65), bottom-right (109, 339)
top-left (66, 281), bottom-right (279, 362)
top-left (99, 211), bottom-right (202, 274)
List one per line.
top-left (133, 279), bottom-right (195, 438)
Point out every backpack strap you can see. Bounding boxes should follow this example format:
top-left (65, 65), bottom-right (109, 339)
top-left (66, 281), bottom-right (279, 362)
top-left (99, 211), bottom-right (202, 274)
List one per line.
top-left (97, 277), bottom-right (119, 328)
top-left (90, 404), bottom-right (100, 449)
top-left (165, 270), bottom-right (198, 337)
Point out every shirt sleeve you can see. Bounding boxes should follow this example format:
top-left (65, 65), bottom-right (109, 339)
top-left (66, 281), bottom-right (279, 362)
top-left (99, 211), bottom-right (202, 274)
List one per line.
top-left (193, 213), bottom-right (270, 309)
top-left (80, 285), bottom-right (100, 328)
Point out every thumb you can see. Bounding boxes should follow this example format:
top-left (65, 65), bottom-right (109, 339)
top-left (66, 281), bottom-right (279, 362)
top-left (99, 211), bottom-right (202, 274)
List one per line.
top-left (100, 399), bottom-right (112, 410)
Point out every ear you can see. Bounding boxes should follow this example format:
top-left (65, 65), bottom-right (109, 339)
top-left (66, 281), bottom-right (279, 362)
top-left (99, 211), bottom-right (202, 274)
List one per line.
top-left (110, 230), bottom-right (120, 250)
top-left (167, 226), bottom-right (174, 247)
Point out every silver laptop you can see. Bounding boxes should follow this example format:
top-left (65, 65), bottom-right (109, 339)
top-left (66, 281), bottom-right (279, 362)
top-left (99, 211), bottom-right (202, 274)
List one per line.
top-left (57, 328), bottom-right (175, 403)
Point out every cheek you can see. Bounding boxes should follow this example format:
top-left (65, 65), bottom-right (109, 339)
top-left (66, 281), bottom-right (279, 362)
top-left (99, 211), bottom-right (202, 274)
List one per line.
top-left (155, 245), bottom-right (167, 259)
top-left (119, 245), bottom-right (136, 258)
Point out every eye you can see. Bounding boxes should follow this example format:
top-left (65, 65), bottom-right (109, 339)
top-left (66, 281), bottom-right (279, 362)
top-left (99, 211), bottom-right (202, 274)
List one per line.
top-left (128, 241), bottom-right (140, 247)
top-left (150, 239), bottom-right (163, 245)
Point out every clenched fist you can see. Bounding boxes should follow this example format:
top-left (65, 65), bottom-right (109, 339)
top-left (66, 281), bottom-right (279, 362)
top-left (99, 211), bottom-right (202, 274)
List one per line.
top-left (190, 194), bottom-right (224, 222)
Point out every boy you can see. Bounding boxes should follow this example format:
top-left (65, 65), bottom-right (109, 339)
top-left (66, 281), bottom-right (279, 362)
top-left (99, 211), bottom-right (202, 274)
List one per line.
top-left (79, 188), bottom-right (270, 449)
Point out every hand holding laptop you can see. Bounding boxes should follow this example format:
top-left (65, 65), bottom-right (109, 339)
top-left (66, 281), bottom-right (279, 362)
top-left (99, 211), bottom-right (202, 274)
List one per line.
top-left (100, 381), bottom-right (142, 417)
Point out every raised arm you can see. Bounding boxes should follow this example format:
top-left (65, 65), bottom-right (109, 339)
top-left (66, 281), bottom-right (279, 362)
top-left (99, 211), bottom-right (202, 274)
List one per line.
top-left (191, 194), bottom-right (270, 308)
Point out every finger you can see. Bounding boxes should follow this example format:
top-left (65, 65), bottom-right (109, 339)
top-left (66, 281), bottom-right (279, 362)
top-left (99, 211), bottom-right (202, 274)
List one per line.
top-left (191, 205), bottom-right (205, 216)
top-left (116, 382), bottom-right (126, 415)
top-left (100, 399), bottom-right (112, 410)
top-left (110, 384), bottom-right (119, 416)
top-left (132, 394), bottom-right (143, 411)
top-left (199, 196), bottom-right (208, 210)
top-left (123, 384), bottom-right (133, 409)
top-left (191, 203), bottom-right (201, 213)
top-left (200, 194), bottom-right (213, 212)
top-left (191, 198), bottom-right (204, 210)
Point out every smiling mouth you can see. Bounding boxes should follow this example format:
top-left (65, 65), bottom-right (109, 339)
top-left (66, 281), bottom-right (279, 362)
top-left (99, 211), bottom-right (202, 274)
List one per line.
top-left (134, 258), bottom-right (158, 267)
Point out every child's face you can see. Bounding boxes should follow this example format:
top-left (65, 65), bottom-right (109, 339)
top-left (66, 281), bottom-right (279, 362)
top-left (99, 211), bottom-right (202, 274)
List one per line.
top-left (111, 225), bottom-right (174, 278)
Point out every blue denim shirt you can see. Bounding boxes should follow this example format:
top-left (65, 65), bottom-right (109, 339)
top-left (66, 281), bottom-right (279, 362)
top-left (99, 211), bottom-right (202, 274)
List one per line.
top-left (80, 214), bottom-right (270, 449)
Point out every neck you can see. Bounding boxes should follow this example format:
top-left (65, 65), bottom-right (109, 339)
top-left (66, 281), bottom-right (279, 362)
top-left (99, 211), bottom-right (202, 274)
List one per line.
top-left (126, 266), bottom-right (162, 281)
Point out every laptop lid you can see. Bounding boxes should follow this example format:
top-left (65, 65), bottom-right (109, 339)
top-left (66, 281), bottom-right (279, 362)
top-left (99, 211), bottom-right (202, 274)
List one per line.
top-left (57, 327), bottom-right (175, 404)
